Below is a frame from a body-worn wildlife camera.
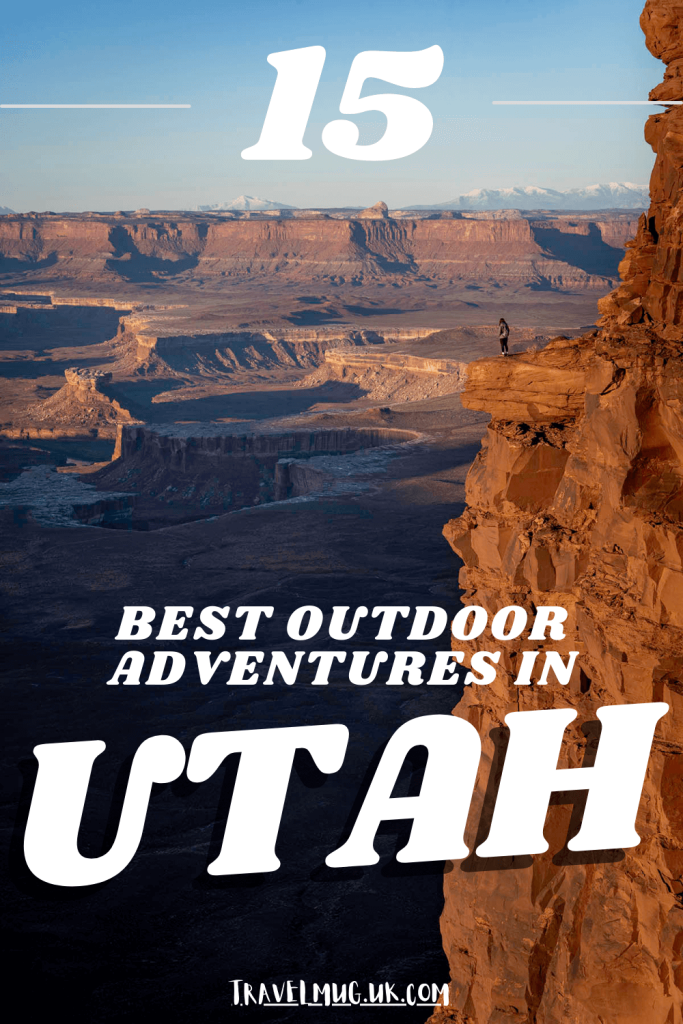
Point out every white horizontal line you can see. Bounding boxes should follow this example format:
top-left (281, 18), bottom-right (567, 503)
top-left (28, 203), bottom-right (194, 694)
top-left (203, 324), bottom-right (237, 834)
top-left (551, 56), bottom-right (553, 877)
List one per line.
top-left (1, 104), bottom-right (191, 109)
top-left (493, 100), bottom-right (682, 105)
top-left (251, 1004), bottom-right (437, 1009)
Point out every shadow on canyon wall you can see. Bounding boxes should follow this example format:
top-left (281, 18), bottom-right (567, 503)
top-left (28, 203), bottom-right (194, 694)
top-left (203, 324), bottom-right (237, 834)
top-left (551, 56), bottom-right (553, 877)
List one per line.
top-left (531, 221), bottom-right (624, 277)
top-left (0, 305), bottom-right (125, 351)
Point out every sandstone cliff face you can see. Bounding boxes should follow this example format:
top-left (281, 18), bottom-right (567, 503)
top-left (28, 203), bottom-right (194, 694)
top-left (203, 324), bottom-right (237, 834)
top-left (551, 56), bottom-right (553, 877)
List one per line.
top-left (434, 5), bottom-right (683, 1022)
top-left (598, 1), bottom-right (683, 326)
top-left (121, 323), bottom-right (429, 376)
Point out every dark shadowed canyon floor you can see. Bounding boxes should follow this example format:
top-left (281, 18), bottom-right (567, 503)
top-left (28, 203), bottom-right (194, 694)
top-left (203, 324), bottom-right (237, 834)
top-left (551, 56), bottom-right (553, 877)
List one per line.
top-left (1, 404), bottom-right (485, 1023)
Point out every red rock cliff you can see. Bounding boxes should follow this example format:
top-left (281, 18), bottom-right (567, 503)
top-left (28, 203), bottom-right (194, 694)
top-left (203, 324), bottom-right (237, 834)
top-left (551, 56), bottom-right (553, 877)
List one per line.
top-left (435, 4), bottom-right (683, 1022)
top-left (0, 213), bottom-right (637, 290)
top-left (598, 0), bottom-right (683, 326)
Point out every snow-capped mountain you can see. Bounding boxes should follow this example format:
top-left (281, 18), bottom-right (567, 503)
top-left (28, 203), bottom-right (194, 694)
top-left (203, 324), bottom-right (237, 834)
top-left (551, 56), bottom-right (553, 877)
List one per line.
top-left (561, 183), bottom-right (649, 208)
top-left (412, 183), bottom-right (649, 211)
top-left (0, 206), bottom-right (15, 215)
top-left (193, 195), bottom-right (297, 212)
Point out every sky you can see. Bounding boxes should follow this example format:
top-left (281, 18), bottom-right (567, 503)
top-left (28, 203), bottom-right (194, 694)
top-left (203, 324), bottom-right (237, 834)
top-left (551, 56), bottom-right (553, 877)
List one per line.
top-left (0, 0), bottom-right (663, 211)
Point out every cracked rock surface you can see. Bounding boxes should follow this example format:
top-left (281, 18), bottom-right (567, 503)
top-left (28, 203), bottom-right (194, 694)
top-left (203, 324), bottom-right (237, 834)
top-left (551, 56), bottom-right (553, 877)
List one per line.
top-left (432, 4), bottom-right (683, 1022)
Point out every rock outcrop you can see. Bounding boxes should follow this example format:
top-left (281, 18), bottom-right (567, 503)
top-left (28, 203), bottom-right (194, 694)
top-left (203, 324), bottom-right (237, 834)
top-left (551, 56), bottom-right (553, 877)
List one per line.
top-left (357, 200), bottom-right (390, 219)
top-left (598, 1), bottom-right (683, 326)
top-left (28, 367), bottom-right (140, 437)
top-left (296, 326), bottom-right (565, 405)
top-left (434, 4), bottom-right (683, 1022)
top-left (63, 367), bottom-right (113, 390)
top-left (120, 322), bottom-right (432, 377)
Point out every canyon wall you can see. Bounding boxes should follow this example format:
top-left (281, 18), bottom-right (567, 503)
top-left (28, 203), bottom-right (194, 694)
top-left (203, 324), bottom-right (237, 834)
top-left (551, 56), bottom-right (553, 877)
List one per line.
top-left (598, 1), bottom-right (683, 327)
top-left (93, 424), bottom-right (417, 526)
top-left (121, 322), bottom-right (433, 375)
top-left (0, 213), bottom-right (638, 290)
top-left (434, 4), bottom-right (683, 1023)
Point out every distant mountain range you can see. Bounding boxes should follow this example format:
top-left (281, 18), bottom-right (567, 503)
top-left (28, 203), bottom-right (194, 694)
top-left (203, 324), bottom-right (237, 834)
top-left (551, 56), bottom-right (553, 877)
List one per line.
top-left (411, 183), bottom-right (649, 211)
top-left (191, 185), bottom-right (647, 214)
top-left (3, 183), bottom-right (649, 216)
top-left (192, 195), bottom-right (297, 212)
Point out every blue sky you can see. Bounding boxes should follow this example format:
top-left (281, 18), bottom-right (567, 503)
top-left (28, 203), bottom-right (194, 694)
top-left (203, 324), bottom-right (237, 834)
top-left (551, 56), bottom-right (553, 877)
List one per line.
top-left (1, 0), bottom-right (662, 211)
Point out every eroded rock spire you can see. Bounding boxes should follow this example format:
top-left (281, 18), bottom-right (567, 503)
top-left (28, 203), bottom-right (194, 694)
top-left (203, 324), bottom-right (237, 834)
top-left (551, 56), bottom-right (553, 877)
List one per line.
top-left (599, 0), bottom-right (683, 326)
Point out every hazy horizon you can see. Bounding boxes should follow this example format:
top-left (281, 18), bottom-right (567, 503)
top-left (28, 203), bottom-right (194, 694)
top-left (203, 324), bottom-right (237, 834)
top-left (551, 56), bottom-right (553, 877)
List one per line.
top-left (1, 182), bottom-right (652, 215)
top-left (2, 0), bottom-right (661, 212)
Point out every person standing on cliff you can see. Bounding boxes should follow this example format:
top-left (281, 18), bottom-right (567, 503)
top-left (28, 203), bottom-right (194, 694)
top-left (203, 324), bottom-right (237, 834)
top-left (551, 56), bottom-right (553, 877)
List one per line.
top-left (498, 318), bottom-right (510, 356)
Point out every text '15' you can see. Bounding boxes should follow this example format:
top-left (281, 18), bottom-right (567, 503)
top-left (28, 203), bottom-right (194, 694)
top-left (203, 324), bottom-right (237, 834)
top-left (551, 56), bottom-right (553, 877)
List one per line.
top-left (241, 45), bottom-right (444, 162)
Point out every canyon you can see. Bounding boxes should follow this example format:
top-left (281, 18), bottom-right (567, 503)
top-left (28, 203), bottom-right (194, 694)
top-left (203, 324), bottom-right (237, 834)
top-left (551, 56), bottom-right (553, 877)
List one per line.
top-left (0, 210), bottom-right (636, 318)
top-left (0, 203), bottom-right (636, 458)
top-left (0, 7), bottom-right (676, 1024)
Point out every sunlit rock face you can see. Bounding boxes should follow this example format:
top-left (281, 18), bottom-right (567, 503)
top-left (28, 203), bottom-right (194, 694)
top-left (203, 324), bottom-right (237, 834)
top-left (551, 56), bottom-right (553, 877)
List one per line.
top-left (28, 367), bottom-right (138, 438)
top-left (0, 210), bottom-right (638, 291)
top-left (598, 0), bottom-right (683, 327)
top-left (432, 4), bottom-right (683, 1022)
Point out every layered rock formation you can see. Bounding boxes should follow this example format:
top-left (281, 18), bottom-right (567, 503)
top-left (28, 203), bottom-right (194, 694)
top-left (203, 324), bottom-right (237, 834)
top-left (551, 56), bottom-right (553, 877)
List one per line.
top-left (63, 366), bottom-right (113, 390)
top-left (296, 326), bottom-right (561, 405)
top-left (94, 423), bottom-right (417, 527)
top-left (0, 212), bottom-right (637, 292)
top-left (120, 321), bottom-right (431, 376)
top-left (434, 4), bottom-right (683, 1022)
top-left (598, 1), bottom-right (683, 327)
top-left (28, 367), bottom-right (139, 437)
